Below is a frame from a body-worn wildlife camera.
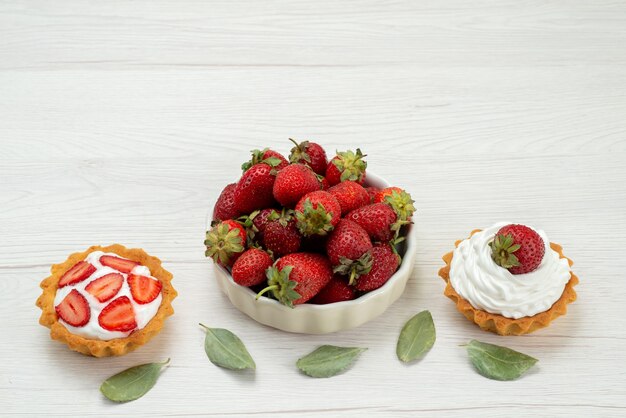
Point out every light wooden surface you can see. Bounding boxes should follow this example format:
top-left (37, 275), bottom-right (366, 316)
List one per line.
top-left (2, 1), bottom-right (626, 416)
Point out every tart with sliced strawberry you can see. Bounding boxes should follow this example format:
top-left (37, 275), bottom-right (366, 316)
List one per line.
top-left (37, 244), bottom-right (177, 357)
top-left (438, 222), bottom-right (579, 335)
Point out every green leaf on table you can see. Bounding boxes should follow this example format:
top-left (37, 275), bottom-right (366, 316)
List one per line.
top-left (296, 345), bottom-right (366, 378)
top-left (466, 339), bottom-right (538, 381)
top-left (100, 358), bottom-right (170, 402)
top-left (396, 310), bottom-right (436, 362)
top-left (200, 323), bottom-right (256, 370)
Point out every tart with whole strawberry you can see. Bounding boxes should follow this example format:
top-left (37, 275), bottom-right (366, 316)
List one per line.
top-left (36, 244), bottom-right (177, 357)
top-left (438, 222), bottom-right (578, 335)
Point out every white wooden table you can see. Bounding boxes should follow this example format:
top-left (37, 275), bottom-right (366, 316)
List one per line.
top-left (2, 1), bottom-right (625, 416)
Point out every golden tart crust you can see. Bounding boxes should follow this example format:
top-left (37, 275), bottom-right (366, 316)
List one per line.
top-left (36, 244), bottom-right (177, 357)
top-left (438, 229), bottom-right (578, 336)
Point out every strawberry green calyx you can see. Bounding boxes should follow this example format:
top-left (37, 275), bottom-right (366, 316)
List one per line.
top-left (383, 190), bottom-right (416, 223)
top-left (238, 210), bottom-right (259, 227)
top-left (389, 236), bottom-right (405, 259)
top-left (270, 207), bottom-right (296, 228)
top-left (236, 210), bottom-right (261, 241)
top-left (288, 138), bottom-right (312, 164)
top-left (295, 199), bottom-right (334, 237)
top-left (333, 149), bottom-right (367, 182)
top-left (241, 148), bottom-right (283, 173)
top-left (204, 223), bottom-right (245, 266)
top-left (390, 218), bottom-right (411, 241)
top-left (490, 233), bottom-right (522, 269)
top-left (256, 265), bottom-right (301, 308)
top-left (333, 251), bottom-right (373, 286)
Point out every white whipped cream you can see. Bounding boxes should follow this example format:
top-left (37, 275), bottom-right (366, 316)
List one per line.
top-left (449, 222), bottom-right (571, 319)
top-left (54, 251), bottom-right (162, 341)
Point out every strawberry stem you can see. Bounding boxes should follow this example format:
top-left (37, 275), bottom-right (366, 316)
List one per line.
top-left (256, 285), bottom-right (278, 300)
top-left (288, 137), bottom-right (300, 149)
top-left (349, 269), bottom-right (358, 286)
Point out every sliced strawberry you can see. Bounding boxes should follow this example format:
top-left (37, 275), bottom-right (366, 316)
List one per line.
top-left (99, 255), bottom-right (139, 273)
top-left (127, 274), bottom-right (162, 304)
top-left (85, 273), bottom-right (124, 303)
top-left (55, 289), bottom-right (90, 327)
top-left (58, 261), bottom-right (96, 288)
top-left (98, 296), bottom-right (137, 332)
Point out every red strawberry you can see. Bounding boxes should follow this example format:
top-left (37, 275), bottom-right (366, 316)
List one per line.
top-left (100, 255), bottom-right (139, 274)
top-left (288, 138), bottom-right (328, 175)
top-left (251, 208), bottom-right (276, 234)
top-left (241, 148), bottom-right (289, 172)
top-left (233, 208), bottom-right (278, 244)
top-left (327, 181), bottom-right (370, 215)
top-left (128, 274), bottom-right (163, 304)
top-left (365, 186), bottom-right (380, 203)
top-left (373, 186), bottom-right (403, 203)
top-left (232, 248), bottom-right (273, 287)
top-left (205, 219), bottom-right (247, 267)
top-left (491, 224), bottom-right (545, 274)
top-left (234, 208), bottom-right (276, 243)
top-left (262, 209), bottom-right (301, 257)
top-left (58, 261), bottom-right (96, 288)
top-left (325, 149), bottom-right (367, 186)
top-left (320, 177), bottom-right (330, 190)
top-left (374, 187), bottom-right (416, 222)
top-left (98, 296), bottom-right (137, 332)
top-left (311, 275), bottom-right (356, 304)
top-left (273, 163), bottom-right (321, 207)
top-left (257, 252), bottom-right (333, 306)
top-left (234, 163), bottom-right (279, 214)
top-left (85, 273), bottom-right (124, 302)
top-left (326, 219), bottom-right (373, 284)
top-left (294, 191), bottom-right (341, 237)
top-left (346, 203), bottom-right (404, 242)
top-left (212, 183), bottom-right (240, 222)
top-left (355, 243), bottom-right (400, 291)
top-left (55, 289), bottom-right (90, 327)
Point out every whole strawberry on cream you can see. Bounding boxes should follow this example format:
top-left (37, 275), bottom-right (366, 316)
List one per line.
top-left (439, 222), bottom-right (579, 335)
top-left (37, 244), bottom-right (176, 357)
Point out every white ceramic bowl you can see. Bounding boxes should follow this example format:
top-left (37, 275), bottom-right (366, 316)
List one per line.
top-left (208, 172), bottom-right (417, 334)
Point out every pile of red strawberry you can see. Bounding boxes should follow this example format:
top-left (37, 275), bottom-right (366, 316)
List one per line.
top-left (205, 139), bottom-right (415, 307)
